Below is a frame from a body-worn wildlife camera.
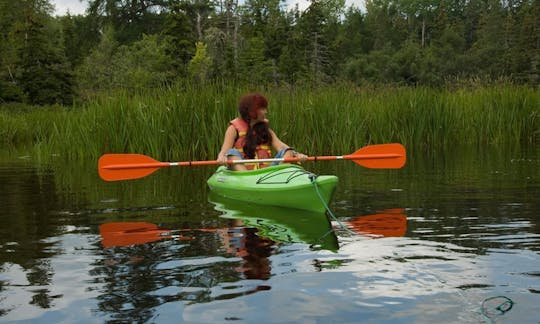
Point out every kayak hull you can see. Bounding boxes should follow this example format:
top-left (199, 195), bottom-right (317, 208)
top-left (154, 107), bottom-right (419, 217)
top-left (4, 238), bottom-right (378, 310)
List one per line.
top-left (207, 164), bottom-right (338, 213)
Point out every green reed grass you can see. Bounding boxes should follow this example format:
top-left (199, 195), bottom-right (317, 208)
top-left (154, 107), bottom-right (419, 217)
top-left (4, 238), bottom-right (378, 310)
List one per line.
top-left (1, 83), bottom-right (538, 161)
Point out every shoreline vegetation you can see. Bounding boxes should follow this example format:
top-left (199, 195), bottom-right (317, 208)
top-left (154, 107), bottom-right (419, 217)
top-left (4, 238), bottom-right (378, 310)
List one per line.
top-left (1, 83), bottom-right (538, 161)
top-left (2, 1), bottom-right (538, 162)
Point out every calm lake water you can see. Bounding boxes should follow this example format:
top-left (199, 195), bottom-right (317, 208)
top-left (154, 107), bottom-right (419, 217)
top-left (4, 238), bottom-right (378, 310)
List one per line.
top-left (1, 145), bottom-right (539, 323)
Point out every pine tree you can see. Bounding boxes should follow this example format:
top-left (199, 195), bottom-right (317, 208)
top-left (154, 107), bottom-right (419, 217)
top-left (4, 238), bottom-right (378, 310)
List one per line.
top-left (163, 4), bottom-right (196, 76)
top-left (237, 36), bottom-right (273, 84)
top-left (17, 1), bottom-right (74, 105)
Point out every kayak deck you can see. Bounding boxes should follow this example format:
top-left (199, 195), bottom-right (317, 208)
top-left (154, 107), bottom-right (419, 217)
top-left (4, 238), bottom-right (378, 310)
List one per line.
top-left (207, 164), bottom-right (338, 213)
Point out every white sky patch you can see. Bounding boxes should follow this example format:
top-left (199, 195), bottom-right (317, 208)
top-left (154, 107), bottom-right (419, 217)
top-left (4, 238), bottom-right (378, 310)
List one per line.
top-left (287, 0), bottom-right (365, 11)
top-left (50, 0), bottom-right (365, 16)
top-left (52, 0), bottom-right (87, 16)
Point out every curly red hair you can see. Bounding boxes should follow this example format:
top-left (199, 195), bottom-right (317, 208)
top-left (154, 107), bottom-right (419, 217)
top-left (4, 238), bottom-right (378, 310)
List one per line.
top-left (237, 93), bottom-right (271, 158)
top-left (238, 93), bottom-right (268, 121)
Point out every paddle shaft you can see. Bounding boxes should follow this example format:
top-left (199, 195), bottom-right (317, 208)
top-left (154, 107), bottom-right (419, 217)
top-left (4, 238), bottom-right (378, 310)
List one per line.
top-left (101, 153), bottom-right (403, 170)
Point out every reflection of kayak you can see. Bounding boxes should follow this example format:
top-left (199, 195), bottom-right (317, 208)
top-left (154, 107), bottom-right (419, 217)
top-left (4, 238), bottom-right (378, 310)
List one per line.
top-left (207, 164), bottom-right (338, 213)
top-left (208, 192), bottom-right (339, 252)
top-left (346, 209), bottom-right (407, 238)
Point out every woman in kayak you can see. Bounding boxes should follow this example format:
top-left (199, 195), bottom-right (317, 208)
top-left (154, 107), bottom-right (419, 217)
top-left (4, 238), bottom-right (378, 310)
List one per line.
top-left (217, 92), bottom-right (308, 171)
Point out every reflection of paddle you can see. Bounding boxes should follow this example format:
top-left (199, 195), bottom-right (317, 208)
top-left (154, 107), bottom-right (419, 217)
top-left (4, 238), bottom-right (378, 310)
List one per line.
top-left (100, 222), bottom-right (228, 248)
top-left (345, 209), bottom-right (407, 238)
top-left (100, 222), bottom-right (194, 248)
top-left (99, 221), bottom-right (267, 262)
top-left (98, 143), bottom-right (406, 181)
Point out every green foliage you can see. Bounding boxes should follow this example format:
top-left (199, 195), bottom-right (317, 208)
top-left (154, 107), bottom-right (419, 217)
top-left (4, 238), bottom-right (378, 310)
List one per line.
top-left (467, 0), bottom-right (507, 78)
top-left (114, 34), bottom-right (174, 89)
top-left (59, 14), bottom-right (100, 68)
top-left (86, 0), bottom-right (167, 44)
top-left (189, 41), bottom-right (212, 83)
top-left (76, 30), bottom-right (173, 97)
top-left (75, 27), bottom-right (118, 96)
top-left (237, 37), bottom-right (274, 84)
top-left (163, 4), bottom-right (196, 74)
top-left (0, 0), bottom-right (73, 105)
top-left (1, 0), bottom-right (539, 106)
top-left (17, 3), bottom-right (74, 105)
top-left (1, 84), bottom-right (537, 160)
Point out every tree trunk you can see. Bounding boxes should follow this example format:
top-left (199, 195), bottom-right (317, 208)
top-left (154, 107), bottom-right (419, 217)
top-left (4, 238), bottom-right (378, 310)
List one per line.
top-left (421, 18), bottom-right (425, 48)
top-left (196, 12), bottom-right (202, 40)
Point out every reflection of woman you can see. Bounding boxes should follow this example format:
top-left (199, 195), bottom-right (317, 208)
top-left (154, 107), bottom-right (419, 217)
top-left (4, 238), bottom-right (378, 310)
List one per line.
top-left (219, 220), bottom-right (274, 280)
top-left (241, 228), bottom-right (273, 280)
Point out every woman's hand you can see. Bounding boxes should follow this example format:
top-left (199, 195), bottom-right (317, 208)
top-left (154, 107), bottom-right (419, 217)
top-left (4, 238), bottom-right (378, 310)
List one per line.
top-left (217, 152), bottom-right (228, 165)
top-left (284, 149), bottom-right (308, 163)
top-left (295, 152), bottom-right (308, 163)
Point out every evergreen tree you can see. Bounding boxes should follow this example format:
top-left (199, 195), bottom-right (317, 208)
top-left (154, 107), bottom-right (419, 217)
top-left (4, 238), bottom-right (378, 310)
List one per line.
top-left (163, 4), bottom-right (196, 76)
top-left (0, 0), bottom-right (26, 101)
top-left (204, 26), bottom-right (227, 79)
top-left (468, 0), bottom-right (507, 78)
top-left (87, 0), bottom-right (169, 44)
top-left (276, 6), bottom-right (308, 84)
top-left (17, 0), bottom-right (74, 105)
top-left (237, 36), bottom-right (273, 84)
top-left (75, 26), bottom-right (118, 96)
top-left (59, 14), bottom-right (100, 68)
top-left (240, 0), bottom-right (289, 81)
top-left (297, 0), bottom-right (344, 83)
top-left (176, 0), bottom-right (214, 41)
top-left (505, 1), bottom-right (539, 84)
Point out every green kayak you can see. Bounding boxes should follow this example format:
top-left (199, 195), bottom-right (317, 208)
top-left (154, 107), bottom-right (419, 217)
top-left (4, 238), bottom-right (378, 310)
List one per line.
top-left (207, 164), bottom-right (338, 213)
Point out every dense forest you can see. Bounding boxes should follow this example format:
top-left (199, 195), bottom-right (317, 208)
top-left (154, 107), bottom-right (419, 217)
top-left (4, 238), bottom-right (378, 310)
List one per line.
top-left (0, 0), bottom-right (538, 106)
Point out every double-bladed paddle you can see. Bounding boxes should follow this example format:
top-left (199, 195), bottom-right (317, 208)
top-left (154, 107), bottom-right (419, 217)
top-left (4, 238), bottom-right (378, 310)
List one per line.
top-left (98, 143), bottom-right (406, 182)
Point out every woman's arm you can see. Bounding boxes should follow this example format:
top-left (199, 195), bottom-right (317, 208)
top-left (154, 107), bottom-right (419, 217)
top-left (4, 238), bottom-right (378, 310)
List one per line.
top-left (270, 130), bottom-right (308, 161)
top-left (217, 125), bottom-right (237, 164)
top-left (270, 129), bottom-right (290, 151)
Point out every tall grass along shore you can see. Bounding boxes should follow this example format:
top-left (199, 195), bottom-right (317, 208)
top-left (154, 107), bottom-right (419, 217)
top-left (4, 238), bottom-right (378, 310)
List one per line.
top-left (1, 83), bottom-right (538, 161)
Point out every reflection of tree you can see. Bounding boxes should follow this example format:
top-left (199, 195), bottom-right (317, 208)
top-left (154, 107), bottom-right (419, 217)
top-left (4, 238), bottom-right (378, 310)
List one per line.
top-left (92, 243), bottom-right (181, 322)
top-left (91, 220), bottom-right (276, 322)
top-left (0, 166), bottom-right (64, 314)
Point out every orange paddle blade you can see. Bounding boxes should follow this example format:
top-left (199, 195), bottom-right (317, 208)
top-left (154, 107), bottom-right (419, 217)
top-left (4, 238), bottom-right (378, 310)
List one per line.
top-left (99, 154), bottom-right (165, 181)
top-left (347, 143), bottom-right (406, 168)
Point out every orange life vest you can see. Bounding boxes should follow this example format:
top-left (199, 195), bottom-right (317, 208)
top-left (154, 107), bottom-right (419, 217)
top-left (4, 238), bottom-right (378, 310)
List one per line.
top-left (230, 117), bottom-right (272, 170)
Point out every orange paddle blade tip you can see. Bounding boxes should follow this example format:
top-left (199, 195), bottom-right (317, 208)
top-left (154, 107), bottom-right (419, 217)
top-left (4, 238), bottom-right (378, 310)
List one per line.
top-left (98, 154), bottom-right (161, 181)
top-left (350, 143), bottom-right (406, 169)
